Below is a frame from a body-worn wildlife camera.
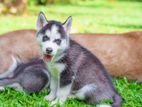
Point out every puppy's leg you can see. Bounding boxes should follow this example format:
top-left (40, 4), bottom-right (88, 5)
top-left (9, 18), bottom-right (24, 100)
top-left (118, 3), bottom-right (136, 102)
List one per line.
top-left (75, 84), bottom-right (119, 107)
top-left (45, 78), bottom-right (57, 101)
top-left (74, 84), bottom-right (97, 102)
top-left (51, 83), bottom-right (72, 105)
top-left (73, 84), bottom-right (112, 107)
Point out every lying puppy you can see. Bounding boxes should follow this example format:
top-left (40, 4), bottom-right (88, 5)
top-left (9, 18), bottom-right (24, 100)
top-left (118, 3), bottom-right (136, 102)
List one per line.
top-left (0, 57), bottom-right (50, 94)
top-left (36, 12), bottom-right (122, 107)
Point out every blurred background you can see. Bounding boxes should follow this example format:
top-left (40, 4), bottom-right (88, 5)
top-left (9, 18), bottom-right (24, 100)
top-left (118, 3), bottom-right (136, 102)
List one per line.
top-left (0, 0), bottom-right (142, 34)
top-left (0, 1), bottom-right (142, 107)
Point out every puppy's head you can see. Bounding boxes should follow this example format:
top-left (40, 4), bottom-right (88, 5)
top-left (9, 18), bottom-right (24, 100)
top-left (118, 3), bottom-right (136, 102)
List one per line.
top-left (36, 12), bottom-right (72, 60)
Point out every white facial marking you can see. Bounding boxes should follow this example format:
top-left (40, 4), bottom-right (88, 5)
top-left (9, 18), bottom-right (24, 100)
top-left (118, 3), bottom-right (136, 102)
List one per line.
top-left (37, 24), bottom-right (69, 56)
top-left (46, 25), bottom-right (60, 40)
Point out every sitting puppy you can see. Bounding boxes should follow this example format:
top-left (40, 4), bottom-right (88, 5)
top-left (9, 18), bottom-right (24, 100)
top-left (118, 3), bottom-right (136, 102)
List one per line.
top-left (36, 12), bottom-right (122, 107)
top-left (0, 57), bottom-right (50, 94)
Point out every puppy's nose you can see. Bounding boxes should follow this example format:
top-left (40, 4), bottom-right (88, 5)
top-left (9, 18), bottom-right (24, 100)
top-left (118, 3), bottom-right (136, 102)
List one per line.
top-left (46, 48), bottom-right (53, 54)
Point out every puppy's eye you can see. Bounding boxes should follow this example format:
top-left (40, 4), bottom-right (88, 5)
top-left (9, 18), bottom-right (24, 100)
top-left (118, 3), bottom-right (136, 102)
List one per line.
top-left (42, 36), bottom-right (49, 42)
top-left (54, 39), bottom-right (61, 45)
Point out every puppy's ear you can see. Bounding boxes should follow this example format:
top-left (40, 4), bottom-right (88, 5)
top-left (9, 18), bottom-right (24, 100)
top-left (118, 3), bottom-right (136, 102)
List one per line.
top-left (36, 12), bottom-right (48, 31)
top-left (63, 16), bottom-right (72, 34)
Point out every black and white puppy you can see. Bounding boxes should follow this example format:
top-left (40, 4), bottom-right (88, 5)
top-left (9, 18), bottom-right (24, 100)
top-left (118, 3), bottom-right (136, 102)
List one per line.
top-left (36, 12), bottom-right (122, 107)
top-left (0, 57), bottom-right (50, 94)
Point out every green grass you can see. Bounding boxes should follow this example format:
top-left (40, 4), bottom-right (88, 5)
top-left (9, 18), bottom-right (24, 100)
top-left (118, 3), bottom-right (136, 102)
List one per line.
top-left (0, 78), bottom-right (142, 107)
top-left (0, 0), bottom-right (142, 107)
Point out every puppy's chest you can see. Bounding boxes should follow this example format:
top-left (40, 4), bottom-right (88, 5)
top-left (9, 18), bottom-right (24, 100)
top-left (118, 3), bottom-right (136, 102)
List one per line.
top-left (47, 62), bottom-right (66, 79)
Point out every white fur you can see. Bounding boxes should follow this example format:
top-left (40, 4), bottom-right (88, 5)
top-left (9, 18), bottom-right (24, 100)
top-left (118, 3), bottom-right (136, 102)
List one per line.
top-left (56, 83), bottom-right (72, 103)
top-left (51, 49), bottom-right (66, 63)
top-left (46, 49), bottom-right (66, 77)
top-left (0, 56), bottom-right (19, 78)
top-left (37, 24), bottom-right (69, 56)
top-left (45, 62), bottom-right (66, 102)
top-left (0, 86), bottom-right (5, 91)
top-left (45, 60), bottom-right (69, 105)
top-left (56, 63), bottom-right (66, 73)
top-left (44, 25), bottom-right (61, 56)
top-left (50, 83), bottom-right (72, 106)
top-left (73, 84), bottom-right (97, 100)
top-left (45, 52), bottom-right (66, 99)
top-left (45, 78), bottom-right (57, 101)
top-left (46, 25), bottom-right (60, 40)
top-left (96, 104), bottom-right (111, 107)
top-left (42, 41), bottom-right (59, 55)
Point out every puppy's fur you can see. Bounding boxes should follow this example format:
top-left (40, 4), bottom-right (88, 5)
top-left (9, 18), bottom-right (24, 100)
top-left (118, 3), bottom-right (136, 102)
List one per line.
top-left (36, 12), bottom-right (122, 107)
top-left (0, 58), bottom-right (50, 94)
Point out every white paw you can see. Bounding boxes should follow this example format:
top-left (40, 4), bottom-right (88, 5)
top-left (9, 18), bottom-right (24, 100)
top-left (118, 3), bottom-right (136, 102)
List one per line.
top-left (50, 98), bottom-right (65, 106)
top-left (96, 104), bottom-right (111, 107)
top-left (50, 99), bottom-right (58, 106)
top-left (0, 86), bottom-right (5, 91)
top-left (44, 94), bottom-right (56, 102)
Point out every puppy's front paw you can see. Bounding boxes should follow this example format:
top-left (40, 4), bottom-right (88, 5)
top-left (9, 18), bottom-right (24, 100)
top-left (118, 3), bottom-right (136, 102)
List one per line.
top-left (50, 99), bottom-right (58, 106)
top-left (50, 98), bottom-right (64, 106)
top-left (44, 94), bottom-right (56, 102)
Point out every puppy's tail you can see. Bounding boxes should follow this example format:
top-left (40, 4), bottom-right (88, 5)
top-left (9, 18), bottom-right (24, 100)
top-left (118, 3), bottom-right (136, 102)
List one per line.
top-left (0, 56), bottom-right (20, 79)
top-left (96, 94), bottom-right (122, 107)
top-left (111, 94), bottom-right (123, 107)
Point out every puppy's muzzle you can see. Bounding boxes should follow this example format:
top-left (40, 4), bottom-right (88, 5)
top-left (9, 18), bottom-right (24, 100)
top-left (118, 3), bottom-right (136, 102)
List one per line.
top-left (46, 48), bottom-right (53, 54)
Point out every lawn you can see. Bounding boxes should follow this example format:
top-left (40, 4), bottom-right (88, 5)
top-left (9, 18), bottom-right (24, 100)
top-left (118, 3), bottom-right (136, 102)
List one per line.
top-left (0, 0), bottom-right (142, 107)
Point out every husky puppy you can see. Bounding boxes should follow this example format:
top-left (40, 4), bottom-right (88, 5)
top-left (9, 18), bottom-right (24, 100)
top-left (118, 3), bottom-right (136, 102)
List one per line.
top-left (0, 57), bottom-right (50, 94)
top-left (36, 12), bottom-right (122, 107)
